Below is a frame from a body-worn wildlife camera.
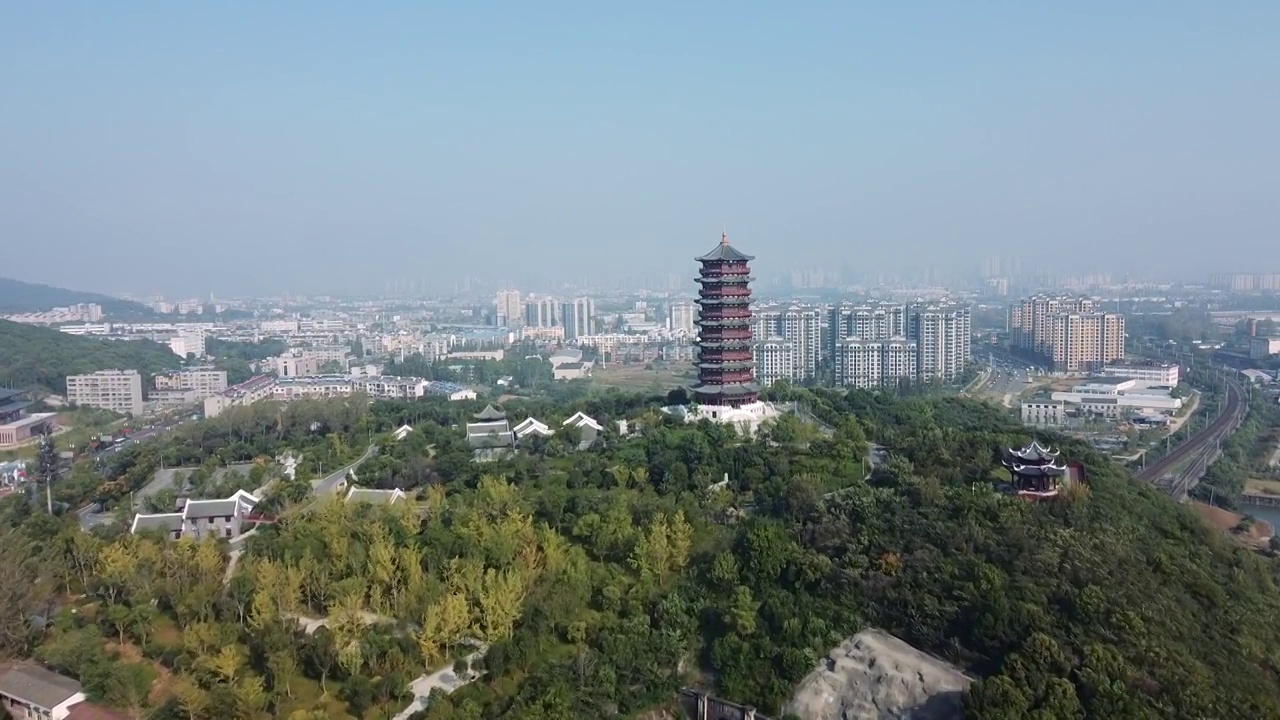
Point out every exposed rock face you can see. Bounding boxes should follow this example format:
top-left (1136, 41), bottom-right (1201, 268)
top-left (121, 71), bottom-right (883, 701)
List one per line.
top-left (785, 630), bottom-right (972, 720)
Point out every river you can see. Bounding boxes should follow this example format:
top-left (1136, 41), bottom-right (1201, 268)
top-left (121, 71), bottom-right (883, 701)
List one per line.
top-left (1241, 503), bottom-right (1280, 532)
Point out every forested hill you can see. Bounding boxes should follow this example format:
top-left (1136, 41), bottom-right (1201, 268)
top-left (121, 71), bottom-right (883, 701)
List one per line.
top-left (3, 388), bottom-right (1280, 719)
top-left (0, 276), bottom-right (154, 317)
top-left (0, 319), bottom-right (180, 394)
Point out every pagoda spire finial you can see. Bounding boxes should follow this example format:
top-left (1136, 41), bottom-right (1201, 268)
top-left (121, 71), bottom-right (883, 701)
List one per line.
top-left (721, 227), bottom-right (729, 246)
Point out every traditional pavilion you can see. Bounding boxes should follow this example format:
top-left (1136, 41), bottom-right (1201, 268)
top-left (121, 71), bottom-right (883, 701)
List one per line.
top-left (692, 231), bottom-right (759, 408)
top-left (1001, 440), bottom-right (1068, 499)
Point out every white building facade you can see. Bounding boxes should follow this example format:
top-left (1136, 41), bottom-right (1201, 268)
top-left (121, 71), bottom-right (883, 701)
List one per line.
top-left (65, 369), bottom-right (144, 416)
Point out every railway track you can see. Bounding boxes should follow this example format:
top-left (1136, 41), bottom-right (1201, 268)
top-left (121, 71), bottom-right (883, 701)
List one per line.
top-left (1136, 377), bottom-right (1246, 488)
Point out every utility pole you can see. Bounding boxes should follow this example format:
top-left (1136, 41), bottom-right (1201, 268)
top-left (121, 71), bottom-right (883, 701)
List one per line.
top-left (36, 431), bottom-right (58, 515)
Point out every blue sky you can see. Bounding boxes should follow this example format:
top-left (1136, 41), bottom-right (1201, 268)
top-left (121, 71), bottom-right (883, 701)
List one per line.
top-left (1, 2), bottom-right (1277, 295)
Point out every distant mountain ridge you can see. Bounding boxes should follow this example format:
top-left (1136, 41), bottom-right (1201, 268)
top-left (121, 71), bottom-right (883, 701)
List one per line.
top-left (0, 276), bottom-right (154, 317)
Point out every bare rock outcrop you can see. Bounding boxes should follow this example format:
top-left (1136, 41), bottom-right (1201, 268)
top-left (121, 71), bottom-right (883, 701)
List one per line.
top-left (785, 629), bottom-right (972, 720)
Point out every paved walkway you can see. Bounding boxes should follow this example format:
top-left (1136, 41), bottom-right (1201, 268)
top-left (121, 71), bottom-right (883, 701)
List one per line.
top-left (284, 611), bottom-right (396, 635)
top-left (393, 641), bottom-right (490, 720)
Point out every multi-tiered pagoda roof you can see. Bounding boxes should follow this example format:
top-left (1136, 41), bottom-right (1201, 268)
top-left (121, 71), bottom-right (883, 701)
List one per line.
top-left (691, 231), bottom-right (759, 407)
top-left (1001, 441), bottom-right (1068, 499)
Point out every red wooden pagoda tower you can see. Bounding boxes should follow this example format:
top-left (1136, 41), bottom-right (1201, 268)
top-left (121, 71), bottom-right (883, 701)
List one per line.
top-left (1001, 441), bottom-right (1068, 500)
top-left (692, 231), bottom-right (759, 407)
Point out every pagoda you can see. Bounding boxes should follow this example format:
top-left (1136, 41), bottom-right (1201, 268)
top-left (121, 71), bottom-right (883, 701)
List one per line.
top-left (692, 231), bottom-right (759, 407)
top-left (1001, 440), bottom-right (1068, 499)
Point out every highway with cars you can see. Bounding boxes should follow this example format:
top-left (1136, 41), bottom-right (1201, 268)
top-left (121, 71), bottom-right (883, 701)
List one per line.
top-left (90, 411), bottom-right (198, 459)
top-left (976, 351), bottom-right (1043, 400)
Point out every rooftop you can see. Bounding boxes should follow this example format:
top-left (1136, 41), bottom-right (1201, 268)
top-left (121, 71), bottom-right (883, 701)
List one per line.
top-left (0, 663), bottom-right (84, 710)
top-left (345, 487), bottom-right (406, 505)
top-left (473, 404), bottom-right (507, 421)
top-left (695, 231), bottom-right (755, 263)
top-left (130, 489), bottom-right (259, 534)
top-left (1005, 441), bottom-right (1059, 463)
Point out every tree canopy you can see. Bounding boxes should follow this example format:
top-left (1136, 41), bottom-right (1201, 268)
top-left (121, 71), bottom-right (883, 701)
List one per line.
top-left (0, 319), bottom-right (181, 394)
top-left (1, 388), bottom-right (1278, 719)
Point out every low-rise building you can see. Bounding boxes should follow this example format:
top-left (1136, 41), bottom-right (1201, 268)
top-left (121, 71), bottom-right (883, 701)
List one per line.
top-left (273, 376), bottom-right (353, 400)
top-left (466, 405), bottom-right (515, 462)
top-left (271, 375), bottom-right (429, 401)
top-left (446, 349), bottom-right (505, 362)
top-left (147, 388), bottom-right (200, 408)
top-left (155, 368), bottom-right (228, 396)
top-left (512, 417), bottom-right (554, 443)
top-left (130, 489), bottom-right (261, 541)
top-left (1101, 361), bottom-right (1179, 387)
top-left (345, 487), bottom-right (407, 505)
top-left (164, 333), bottom-right (206, 359)
top-left (353, 376), bottom-right (427, 400)
top-left (562, 411), bottom-right (603, 450)
top-left (426, 382), bottom-right (477, 401)
top-left (0, 664), bottom-right (87, 720)
top-left (552, 361), bottom-right (591, 381)
top-left (1250, 336), bottom-right (1280, 361)
top-left (0, 389), bottom-right (56, 448)
top-left (1021, 398), bottom-right (1065, 426)
top-left (274, 353), bottom-right (321, 377)
top-left (1050, 377), bottom-right (1182, 416)
top-left (204, 375), bottom-right (277, 418)
top-left (65, 369), bottom-right (144, 416)
top-left (3, 303), bottom-right (102, 326)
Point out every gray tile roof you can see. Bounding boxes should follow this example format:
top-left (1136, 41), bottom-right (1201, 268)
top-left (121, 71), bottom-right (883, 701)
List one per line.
top-left (182, 489), bottom-right (258, 519)
top-left (468, 431), bottom-right (515, 449)
top-left (131, 513), bottom-right (183, 533)
top-left (345, 487), bottom-right (405, 505)
top-left (695, 233), bottom-right (754, 262)
top-left (473, 404), bottom-right (507, 421)
top-left (181, 498), bottom-right (236, 519)
top-left (0, 664), bottom-right (83, 710)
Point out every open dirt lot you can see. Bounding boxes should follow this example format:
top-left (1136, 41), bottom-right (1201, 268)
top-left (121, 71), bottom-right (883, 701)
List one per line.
top-left (591, 364), bottom-right (691, 392)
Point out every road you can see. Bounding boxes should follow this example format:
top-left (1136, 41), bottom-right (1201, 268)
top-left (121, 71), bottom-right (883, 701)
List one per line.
top-left (311, 443), bottom-right (378, 496)
top-left (1136, 377), bottom-right (1246, 493)
top-left (974, 352), bottom-right (1040, 405)
top-left (91, 411), bottom-right (195, 459)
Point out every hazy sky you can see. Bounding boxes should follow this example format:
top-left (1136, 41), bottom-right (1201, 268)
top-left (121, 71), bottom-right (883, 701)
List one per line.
top-left (2, 2), bottom-right (1277, 296)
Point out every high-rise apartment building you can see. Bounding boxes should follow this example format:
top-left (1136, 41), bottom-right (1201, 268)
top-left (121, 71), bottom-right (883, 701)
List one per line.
top-left (66, 369), bottom-right (144, 416)
top-left (827, 301), bottom-right (970, 387)
top-left (1010, 294), bottom-right (1124, 371)
top-left (753, 339), bottom-right (796, 386)
top-left (668, 302), bottom-right (697, 335)
top-left (834, 338), bottom-right (918, 389)
top-left (753, 304), bottom-right (822, 383)
top-left (560, 298), bottom-right (595, 340)
top-left (495, 290), bottom-right (522, 327)
top-left (523, 296), bottom-right (559, 328)
top-left (1048, 312), bottom-right (1126, 372)
top-left (909, 302), bottom-right (971, 383)
top-left (829, 302), bottom-right (909, 351)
